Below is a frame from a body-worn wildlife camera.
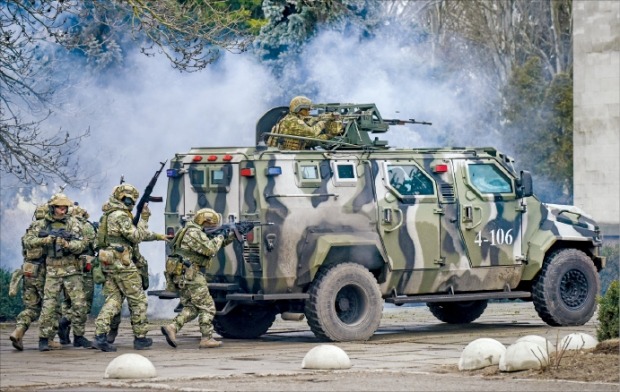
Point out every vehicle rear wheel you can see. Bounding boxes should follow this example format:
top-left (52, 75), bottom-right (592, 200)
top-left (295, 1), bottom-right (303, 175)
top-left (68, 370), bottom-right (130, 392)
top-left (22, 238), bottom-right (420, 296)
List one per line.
top-left (427, 300), bottom-right (488, 324)
top-left (213, 305), bottom-right (277, 339)
top-left (532, 248), bottom-right (599, 326)
top-left (305, 263), bottom-right (383, 342)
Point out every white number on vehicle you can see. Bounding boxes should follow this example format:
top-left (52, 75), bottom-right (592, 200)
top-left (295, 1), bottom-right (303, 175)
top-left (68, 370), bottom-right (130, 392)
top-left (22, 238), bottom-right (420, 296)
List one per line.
top-left (475, 229), bottom-right (514, 246)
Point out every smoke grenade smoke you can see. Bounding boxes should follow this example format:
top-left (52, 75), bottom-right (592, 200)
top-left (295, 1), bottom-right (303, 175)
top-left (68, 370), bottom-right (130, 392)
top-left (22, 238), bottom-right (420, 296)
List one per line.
top-left (1, 22), bottom-right (503, 321)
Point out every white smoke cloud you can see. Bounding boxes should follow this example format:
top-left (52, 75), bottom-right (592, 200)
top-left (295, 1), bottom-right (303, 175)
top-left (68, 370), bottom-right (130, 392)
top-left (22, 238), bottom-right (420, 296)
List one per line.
top-left (1, 25), bottom-right (499, 278)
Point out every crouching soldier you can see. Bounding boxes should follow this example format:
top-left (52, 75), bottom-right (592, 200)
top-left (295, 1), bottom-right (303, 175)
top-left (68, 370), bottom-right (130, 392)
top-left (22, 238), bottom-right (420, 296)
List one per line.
top-left (22, 194), bottom-right (91, 351)
top-left (161, 208), bottom-right (234, 349)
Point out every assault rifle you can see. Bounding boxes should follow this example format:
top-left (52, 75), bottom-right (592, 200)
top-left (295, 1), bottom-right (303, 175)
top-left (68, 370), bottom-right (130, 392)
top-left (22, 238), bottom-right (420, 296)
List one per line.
top-left (204, 220), bottom-right (274, 242)
top-left (38, 229), bottom-right (82, 255)
top-left (133, 160), bottom-right (167, 226)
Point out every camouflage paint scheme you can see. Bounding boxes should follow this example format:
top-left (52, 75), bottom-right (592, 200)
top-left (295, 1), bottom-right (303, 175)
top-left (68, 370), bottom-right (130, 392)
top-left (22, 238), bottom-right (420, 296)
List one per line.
top-left (165, 147), bottom-right (603, 295)
top-left (160, 103), bottom-right (604, 340)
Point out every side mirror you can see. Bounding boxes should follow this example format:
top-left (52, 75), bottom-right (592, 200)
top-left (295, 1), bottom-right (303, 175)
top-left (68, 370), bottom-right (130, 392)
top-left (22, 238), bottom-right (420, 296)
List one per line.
top-left (516, 170), bottom-right (533, 198)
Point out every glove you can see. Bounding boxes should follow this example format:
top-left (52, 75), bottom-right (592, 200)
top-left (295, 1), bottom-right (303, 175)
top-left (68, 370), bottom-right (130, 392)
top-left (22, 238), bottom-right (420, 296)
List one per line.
top-left (39, 236), bottom-right (54, 246)
top-left (140, 203), bottom-right (151, 220)
top-left (56, 238), bottom-right (70, 249)
top-left (156, 233), bottom-right (169, 241)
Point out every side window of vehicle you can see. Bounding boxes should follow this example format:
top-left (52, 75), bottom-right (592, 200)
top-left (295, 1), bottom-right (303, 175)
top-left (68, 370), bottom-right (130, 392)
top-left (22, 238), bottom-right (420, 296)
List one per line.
top-left (296, 161), bottom-right (322, 187)
top-left (387, 164), bottom-right (434, 196)
top-left (332, 161), bottom-right (357, 187)
top-left (468, 164), bottom-right (512, 194)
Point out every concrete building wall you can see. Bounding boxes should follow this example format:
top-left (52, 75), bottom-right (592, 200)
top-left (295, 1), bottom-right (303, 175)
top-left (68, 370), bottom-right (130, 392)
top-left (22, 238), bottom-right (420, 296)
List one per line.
top-left (573, 1), bottom-right (620, 237)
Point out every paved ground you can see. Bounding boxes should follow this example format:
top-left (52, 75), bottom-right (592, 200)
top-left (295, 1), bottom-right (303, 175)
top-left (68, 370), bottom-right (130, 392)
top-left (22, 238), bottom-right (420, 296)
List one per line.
top-left (1, 302), bottom-right (618, 391)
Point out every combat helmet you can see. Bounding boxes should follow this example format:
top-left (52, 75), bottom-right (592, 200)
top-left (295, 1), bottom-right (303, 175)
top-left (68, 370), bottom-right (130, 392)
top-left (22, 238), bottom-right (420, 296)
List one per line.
top-left (289, 96), bottom-right (312, 113)
top-left (71, 205), bottom-right (89, 219)
top-left (113, 184), bottom-right (139, 206)
top-left (48, 193), bottom-right (73, 207)
top-left (48, 193), bottom-right (73, 216)
top-left (194, 208), bottom-right (221, 228)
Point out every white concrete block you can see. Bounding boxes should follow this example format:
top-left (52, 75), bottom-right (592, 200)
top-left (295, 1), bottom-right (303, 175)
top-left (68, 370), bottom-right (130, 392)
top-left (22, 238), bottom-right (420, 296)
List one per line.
top-left (560, 333), bottom-right (598, 351)
top-left (104, 353), bottom-right (157, 379)
top-left (458, 338), bottom-right (506, 371)
top-left (301, 345), bottom-right (352, 369)
top-left (499, 341), bottom-right (549, 372)
top-left (515, 335), bottom-right (556, 354)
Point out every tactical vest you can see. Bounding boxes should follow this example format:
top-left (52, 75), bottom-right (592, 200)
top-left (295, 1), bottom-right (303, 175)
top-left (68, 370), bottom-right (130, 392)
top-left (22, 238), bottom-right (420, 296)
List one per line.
top-left (96, 209), bottom-right (133, 249)
top-left (170, 226), bottom-right (209, 267)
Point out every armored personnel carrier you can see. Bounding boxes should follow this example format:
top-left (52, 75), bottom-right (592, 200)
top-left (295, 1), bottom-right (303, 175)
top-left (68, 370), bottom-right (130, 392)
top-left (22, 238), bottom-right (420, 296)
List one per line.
top-left (150, 102), bottom-right (605, 342)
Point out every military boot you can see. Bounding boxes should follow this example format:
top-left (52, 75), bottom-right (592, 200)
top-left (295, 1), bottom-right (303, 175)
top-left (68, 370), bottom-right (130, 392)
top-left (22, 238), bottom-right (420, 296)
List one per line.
top-left (107, 327), bottom-right (119, 344)
top-left (73, 335), bottom-right (92, 348)
top-left (58, 317), bottom-right (71, 345)
top-left (133, 336), bottom-right (153, 350)
top-left (95, 334), bottom-right (117, 352)
top-left (9, 326), bottom-right (26, 351)
top-left (39, 338), bottom-right (50, 352)
top-left (199, 337), bottom-right (222, 348)
top-left (48, 339), bottom-right (62, 350)
top-left (160, 324), bottom-right (177, 348)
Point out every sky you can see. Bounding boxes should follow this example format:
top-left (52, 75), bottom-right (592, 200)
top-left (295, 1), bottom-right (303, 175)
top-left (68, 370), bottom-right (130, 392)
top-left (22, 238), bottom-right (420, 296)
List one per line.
top-left (0, 24), bottom-right (500, 288)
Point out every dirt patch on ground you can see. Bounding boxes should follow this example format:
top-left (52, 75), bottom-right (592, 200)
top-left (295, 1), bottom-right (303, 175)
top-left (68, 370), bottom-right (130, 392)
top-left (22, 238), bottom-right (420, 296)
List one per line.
top-left (438, 339), bottom-right (619, 383)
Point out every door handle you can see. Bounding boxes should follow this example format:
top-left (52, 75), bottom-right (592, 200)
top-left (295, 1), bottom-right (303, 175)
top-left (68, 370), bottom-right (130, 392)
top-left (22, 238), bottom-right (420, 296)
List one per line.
top-left (463, 205), bottom-right (482, 229)
top-left (384, 208), bottom-right (403, 233)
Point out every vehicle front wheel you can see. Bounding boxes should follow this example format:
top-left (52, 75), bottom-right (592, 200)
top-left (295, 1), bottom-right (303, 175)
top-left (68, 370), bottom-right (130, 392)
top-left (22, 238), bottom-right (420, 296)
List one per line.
top-left (304, 263), bottom-right (383, 342)
top-left (532, 248), bottom-right (599, 326)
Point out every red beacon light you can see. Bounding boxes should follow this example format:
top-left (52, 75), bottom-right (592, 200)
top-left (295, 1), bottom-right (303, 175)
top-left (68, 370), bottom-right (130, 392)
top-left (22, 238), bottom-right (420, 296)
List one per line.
top-left (240, 168), bottom-right (255, 177)
top-left (192, 155), bottom-right (203, 162)
top-left (434, 164), bottom-right (449, 173)
top-left (207, 155), bottom-right (218, 161)
top-left (223, 154), bottom-right (233, 162)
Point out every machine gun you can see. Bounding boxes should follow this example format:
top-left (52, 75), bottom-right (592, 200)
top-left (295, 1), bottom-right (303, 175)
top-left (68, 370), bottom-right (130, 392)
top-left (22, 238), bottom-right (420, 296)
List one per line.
top-left (38, 229), bottom-right (81, 256)
top-left (204, 220), bottom-right (274, 242)
top-left (132, 160), bottom-right (167, 226)
top-left (383, 118), bottom-right (432, 126)
top-left (256, 102), bottom-right (432, 151)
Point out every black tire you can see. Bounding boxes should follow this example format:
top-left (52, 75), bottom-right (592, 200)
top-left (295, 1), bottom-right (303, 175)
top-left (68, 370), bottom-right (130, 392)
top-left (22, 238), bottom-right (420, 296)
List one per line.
top-left (213, 305), bottom-right (277, 339)
top-left (427, 300), bottom-right (488, 324)
top-left (304, 263), bottom-right (383, 342)
top-left (532, 248), bottom-right (599, 326)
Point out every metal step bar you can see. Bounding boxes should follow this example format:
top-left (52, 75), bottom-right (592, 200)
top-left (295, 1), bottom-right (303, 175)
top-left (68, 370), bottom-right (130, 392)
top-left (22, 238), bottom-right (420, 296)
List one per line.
top-left (385, 290), bottom-right (531, 305)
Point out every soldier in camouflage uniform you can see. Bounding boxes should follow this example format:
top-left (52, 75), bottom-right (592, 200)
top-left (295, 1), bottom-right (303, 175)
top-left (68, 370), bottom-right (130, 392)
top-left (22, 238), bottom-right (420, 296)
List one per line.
top-left (22, 194), bottom-right (92, 351)
top-left (9, 204), bottom-right (63, 351)
top-left (58, 204), bottom-right (96, 345)
top-left (105, 238), bottom-right (167, 345)
top-left (93, 184), bottom-right (164, 352)
top-left (267, 96), bottom-right (341, 150)
top-left (161, 208), bottom-right (235, 349)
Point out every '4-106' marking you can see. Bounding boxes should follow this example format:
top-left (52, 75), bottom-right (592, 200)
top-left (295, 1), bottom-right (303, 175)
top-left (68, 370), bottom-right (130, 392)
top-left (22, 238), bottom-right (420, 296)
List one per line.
top-left (475, 229), bottom-right (514, 246)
